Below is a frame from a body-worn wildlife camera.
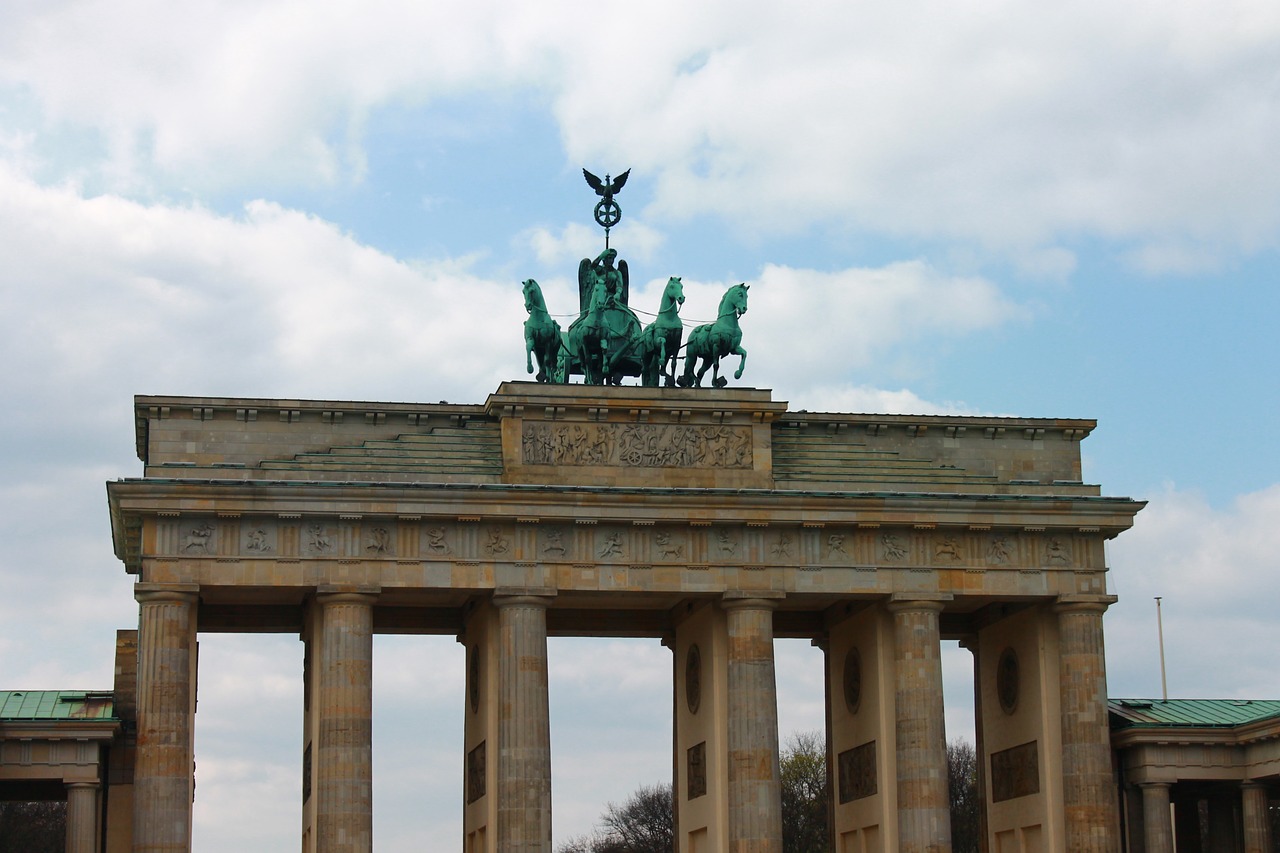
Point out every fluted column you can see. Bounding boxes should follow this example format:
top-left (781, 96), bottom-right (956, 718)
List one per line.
top-left (315, 590), bottom-right (377, 853)
top-left (133, 584), bottom-right (198, 853)
top-left (1242, 783), bottom-right (1271, 853)
top-left (887, 594), bottom-right (952, 853)
top-left (495, 591), bottom-right (554, 853)
top-left (66, 781), bottom-right (100, 853)
top-left (1054, 596), bottom-right (1120, 853)
top-left (959, 635), bottom-right (989, 853)
top-left (723, 593), bottom-right (783, 853)
top-left (1140, 782), bottom-right (1174, 853)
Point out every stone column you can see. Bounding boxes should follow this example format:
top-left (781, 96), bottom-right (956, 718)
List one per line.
top-left (66, 781), bottom-right (100, 853)
top-left (1054, 595), bottom-right (1120, 853)
top-left (959, 635), bottom-right (989, 853)
top-left (495, 590), bottom-right (554, 853)
top-left (315, 589), bottom-right (377, 853)
top-left (1140, 782), bottom-right (1174, 853)
top-left (1242, 783), bottom-right (1272, 853)
top-left (887, 594), bottom-right (952, 853)
top-left (133, 584), bottom-right (198, 853)
top-left (722, 593), bottom-right (783, 853)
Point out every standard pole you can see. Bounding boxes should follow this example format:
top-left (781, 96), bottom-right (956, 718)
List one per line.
top-left (1155, 597), bottom-right (1168, 701)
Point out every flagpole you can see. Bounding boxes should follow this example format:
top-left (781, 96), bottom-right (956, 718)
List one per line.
top-left (1155, 596), bottom-right (1168, 701)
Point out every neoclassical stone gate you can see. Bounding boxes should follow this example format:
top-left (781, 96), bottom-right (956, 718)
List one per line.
top-left (107, 382), bottom-right (1143, 853)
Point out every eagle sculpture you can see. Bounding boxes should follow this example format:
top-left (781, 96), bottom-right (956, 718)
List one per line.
top-left (583, 168), bottom-right (630, 203)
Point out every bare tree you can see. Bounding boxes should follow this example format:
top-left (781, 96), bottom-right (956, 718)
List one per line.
top-left (948, 739), bottom-right (980, 853)
top-left (557, 783), bottom-right (673, 853)
top-left (780, 730), bottom-right (830, 853)
top-left (562, 734), bottom-right (982, 853)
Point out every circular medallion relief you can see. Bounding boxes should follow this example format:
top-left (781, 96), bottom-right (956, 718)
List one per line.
top-left (468, 644), bottom-right (480, 714)
top-left (997, 646), bottom-right (1020, 715)
top-left (843, 647), bottom-right (862, 714)
top-left (686, 644), bottom-right (702, 715)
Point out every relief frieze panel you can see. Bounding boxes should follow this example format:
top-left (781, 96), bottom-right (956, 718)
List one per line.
top-left (145, 514), bottom-right (1099, 575)
top-left (244, 525), bottom-right (275, 554)
top-left (521, 422), bottom-right (752, 469)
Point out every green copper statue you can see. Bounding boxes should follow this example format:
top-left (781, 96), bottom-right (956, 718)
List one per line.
top-left (523, 279), bottom-right (562, 383)
top-left (567, 249), bottom-right (644, 385)
top-left (637, 276), bottom-right (685, 386)
top-left (677, 283), bottom-right (749, 388)
top-left (517, 169), bottom-right (750, 387)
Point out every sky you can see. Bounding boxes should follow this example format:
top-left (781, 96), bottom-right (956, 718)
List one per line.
top-left (0, 0), bottom-right (1278, 849)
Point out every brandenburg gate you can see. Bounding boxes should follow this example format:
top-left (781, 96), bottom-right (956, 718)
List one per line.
top-left (107, 381), bottom-right (1142, 852)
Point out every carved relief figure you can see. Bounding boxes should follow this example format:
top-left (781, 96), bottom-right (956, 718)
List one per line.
top-left (485, 529), bottom-right (510, 556)
top-left (716, 530), bottom-right (738, 556)
top-left (935, 536), bottom-right (962, 562)
top-left (307, 525), bottom-right (333, 553)
top-left (366, 527), bottom-right (390, 554)
top-left (655, 532), bottom-right (683, 559)
top-left (543, 529), bottom-right (566, 556)
top-left (1046, 537), bottom-right (1071, 564)
top-left (521, 422), bottom-right (752, 469)
top-left (772, 534), bottom-right (792, 559)
top-left (881, 533), bottom-right (908, 562)
top-left (827, 534), bottom-right (848, 558)
top-left (426, 527), bottom-right (450, 554)
top-left (246, 527), bottom-right (271, 552)
top-left (988, 535), bottom-right (1012, 564)
top-left (183, 522), bottom-right (214, 553)
top-left (598, 532), bottom-right (623, 559)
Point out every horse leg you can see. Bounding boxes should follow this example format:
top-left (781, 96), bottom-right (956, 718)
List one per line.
top-left (733, 344), bottom-right (748, 380)
top-left (525, 330), bottom-right (536, 376)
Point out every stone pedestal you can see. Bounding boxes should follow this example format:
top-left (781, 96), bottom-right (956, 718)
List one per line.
top-left (67, 781), bottom-right (100, 853)
top-left (1054, 596), bottom-right (1119, 853)
top-left (495, 591), bottom-right (554, 853)
top-left (888, 594), bottom-right (952, 853)
top-left (723, 594), bottom-right (783, 853)
top-left (1242, 783), bottom-right (1272, 853)
top-left (315, 590), bottom-right (376, 853)
top-left (133, 584), bottom-right (198, 853)
top-left (1140, 782), bottom-right (1174, 853)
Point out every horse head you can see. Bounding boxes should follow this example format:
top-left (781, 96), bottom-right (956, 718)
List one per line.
top-left (663, 276), bottom-right (686, 311)
top-left (522, 278), bottom-right (544, 314)
top-left (720, 283), bottom-right (749, 319)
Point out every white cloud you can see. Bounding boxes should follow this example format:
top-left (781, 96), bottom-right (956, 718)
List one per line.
top-left (3, 1), bottom-right (1280, 255)
top-left (519, 218), bottom-right (665, 268)
top-left (1105, 483), bottom-right (1280, 700)
top-left (784, 384), bottom-right (986, 416)
top-left (738, 260), bottom-right (1023, 391)
top-left (0, 163), bottom-right (526, 409)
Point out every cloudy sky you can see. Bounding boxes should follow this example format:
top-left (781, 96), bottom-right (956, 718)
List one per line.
top-left (1, 0), bottom-right (1278, 849)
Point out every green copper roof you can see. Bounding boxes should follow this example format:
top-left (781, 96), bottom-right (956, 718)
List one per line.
top-left (1109, 698), bottom-right (1280, 728)
top-left (0, 690), bottom-right (116, 721)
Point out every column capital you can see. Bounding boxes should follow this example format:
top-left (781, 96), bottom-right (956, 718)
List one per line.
top-left (1138, 780), bottom-right (1173, 790)
top-left (1052, 594), bottom-right (1118, 615)
top-left (721, 589), bottom-right (785, 611)
top-left (886, 592), bottom-right (953, 614)
top-left (316, 583), bottom-right (380, 606)
top-left (134, 582), bottom-right (199, 604)
top-left (65, 781), bottom-right (100, 790)
top-left (493, 586), bottom-right (556, 609)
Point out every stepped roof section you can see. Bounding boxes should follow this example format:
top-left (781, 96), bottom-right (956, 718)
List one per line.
top-left (0, 691), bottom-right (116, 721)
top-left (1110, 698), bottom-right (1280, 730)
top-left (130, 382), bottom-right (1102, 498)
